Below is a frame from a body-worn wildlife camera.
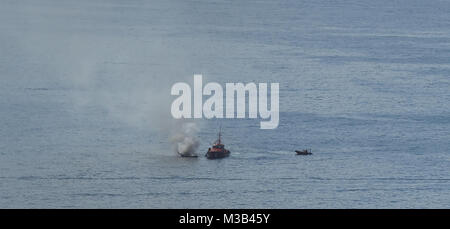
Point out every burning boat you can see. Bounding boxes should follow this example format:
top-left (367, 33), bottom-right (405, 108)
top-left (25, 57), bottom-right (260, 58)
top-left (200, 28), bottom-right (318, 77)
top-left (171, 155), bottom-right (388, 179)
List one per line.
top-left (205, 130), bottom-right (230, 159)
top-left (177, 152), bottom-right (198, 158)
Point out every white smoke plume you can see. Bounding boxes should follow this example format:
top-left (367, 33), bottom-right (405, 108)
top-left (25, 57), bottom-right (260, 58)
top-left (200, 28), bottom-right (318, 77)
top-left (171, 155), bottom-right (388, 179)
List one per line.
top-left (170, 122), bottom-right (200, 156)
top-left (2, 1), bottom-right (205, 156)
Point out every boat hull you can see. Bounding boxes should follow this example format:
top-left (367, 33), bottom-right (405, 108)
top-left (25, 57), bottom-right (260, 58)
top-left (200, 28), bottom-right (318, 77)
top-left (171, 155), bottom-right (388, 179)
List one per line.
top-left (179, 153), bottom-right (198, 158)
top-left (295, 150), bottom-right (312, 155)
top-left (205, 150), bottom-right (230, 159)
top-left (177, 151), bottom-right (198, 158)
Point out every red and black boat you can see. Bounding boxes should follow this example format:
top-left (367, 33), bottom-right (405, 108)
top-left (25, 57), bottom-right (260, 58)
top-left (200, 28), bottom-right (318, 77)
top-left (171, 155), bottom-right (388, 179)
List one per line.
top-left (205, 130), bottom-right (230, 159)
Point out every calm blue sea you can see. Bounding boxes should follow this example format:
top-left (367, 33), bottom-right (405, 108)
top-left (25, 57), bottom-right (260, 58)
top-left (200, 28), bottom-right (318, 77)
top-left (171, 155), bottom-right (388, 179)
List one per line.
top-left (0, 0), bottom-right (449, 208)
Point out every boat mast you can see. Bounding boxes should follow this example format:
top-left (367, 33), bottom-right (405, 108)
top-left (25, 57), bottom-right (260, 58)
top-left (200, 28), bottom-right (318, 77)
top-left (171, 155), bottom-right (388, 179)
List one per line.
top-left (218, 126), bottom-right (222, 144)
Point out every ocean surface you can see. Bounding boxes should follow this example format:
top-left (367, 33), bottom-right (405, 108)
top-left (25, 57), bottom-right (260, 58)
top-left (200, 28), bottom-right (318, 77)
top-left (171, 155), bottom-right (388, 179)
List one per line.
top-left (1, 0), bottom-right (449, 208)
